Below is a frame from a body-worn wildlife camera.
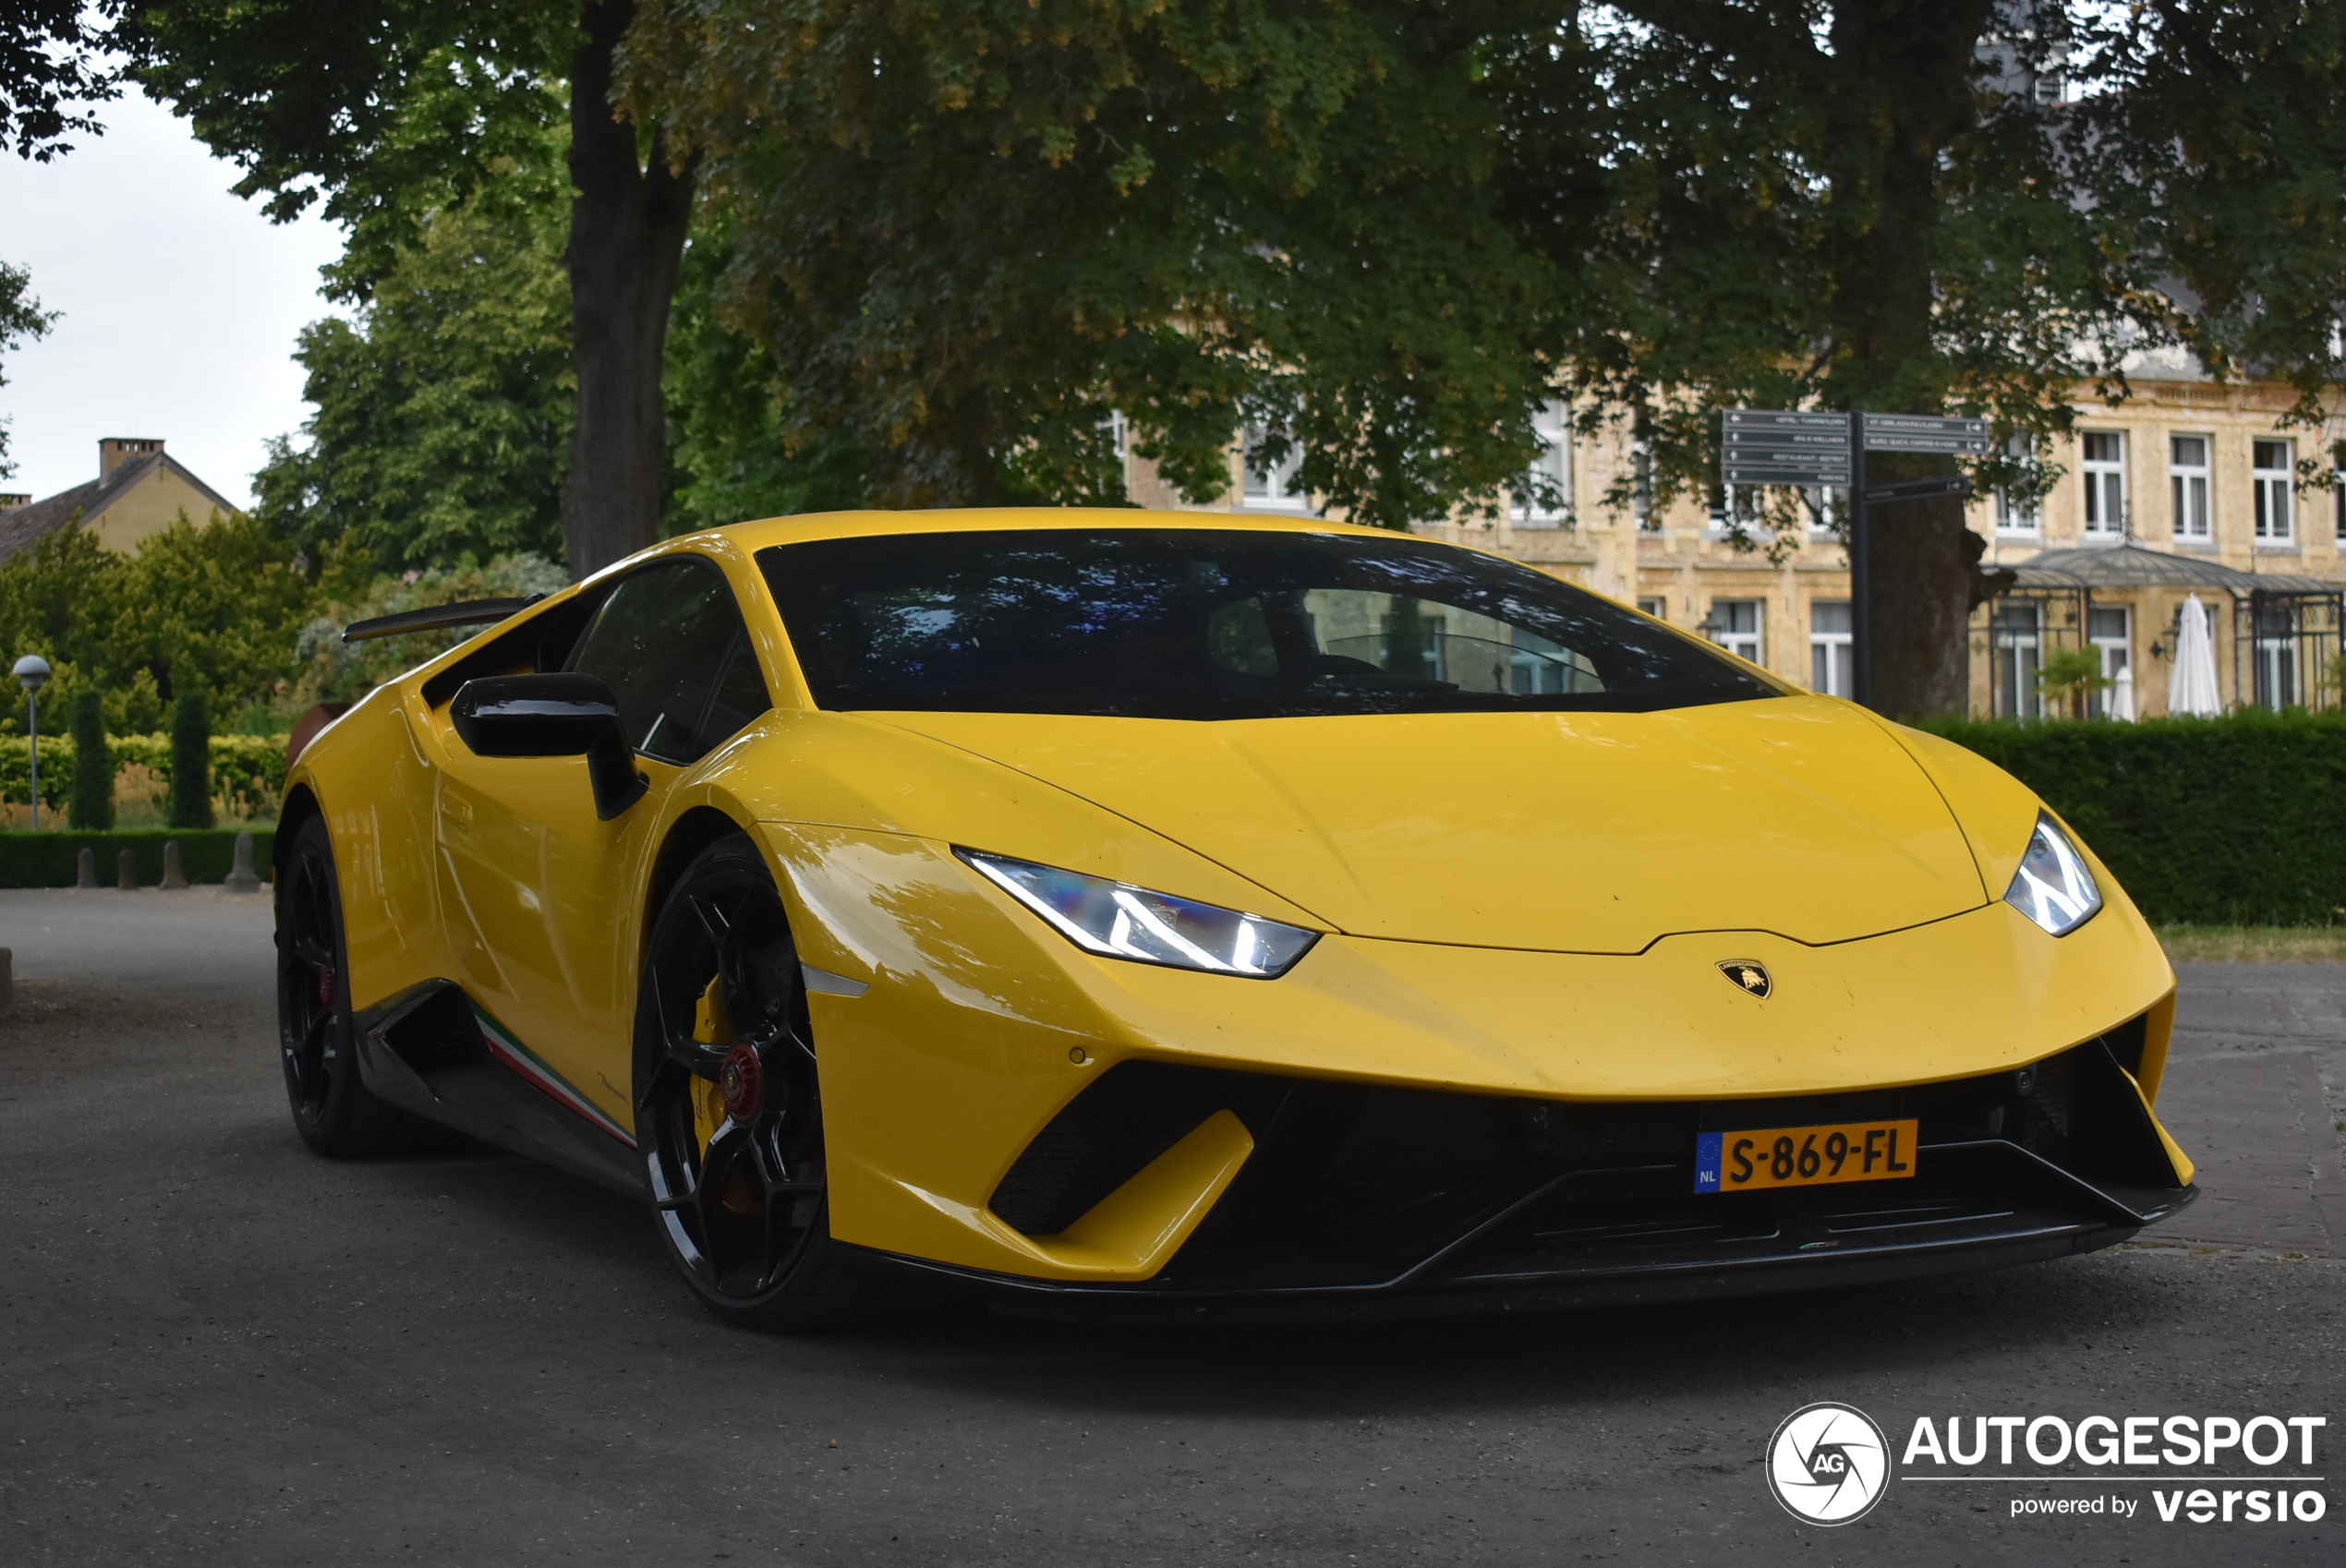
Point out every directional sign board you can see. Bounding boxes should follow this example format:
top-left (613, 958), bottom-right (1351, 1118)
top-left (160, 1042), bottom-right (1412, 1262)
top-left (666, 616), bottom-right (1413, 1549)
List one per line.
top-left (1721, 409), bottom-right (1850, 488)
top-left (1859, 413), bottom-right (1992, 454)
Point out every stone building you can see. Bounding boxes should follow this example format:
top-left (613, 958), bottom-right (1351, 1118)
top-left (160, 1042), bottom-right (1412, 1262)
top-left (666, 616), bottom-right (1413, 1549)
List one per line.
top-left (1124, 373), bottom-right (2346, 718)
top-left (0, 438), bottom-right (240, 566)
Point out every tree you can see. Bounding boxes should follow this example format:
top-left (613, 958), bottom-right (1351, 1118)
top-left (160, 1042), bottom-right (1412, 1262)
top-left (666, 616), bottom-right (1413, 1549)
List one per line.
top-left (129, 1), bottom-right (698, 576)
top-left (68, 690), bottom-right (110, 829)
top-left (0, 511), bottom-right (320, 733)
top-left (255, 139), bottom-right (575, 568)
top-left (623, 0), bottom-right (1564, 524)
top-left (170, 690), bottom-right (212, 828)
top-left (2, 3), bottom-right (122, 161)
top-left (1494, 1), bottom-right (2346, 715)
top-left (0, 259), bottom-right (57, 480)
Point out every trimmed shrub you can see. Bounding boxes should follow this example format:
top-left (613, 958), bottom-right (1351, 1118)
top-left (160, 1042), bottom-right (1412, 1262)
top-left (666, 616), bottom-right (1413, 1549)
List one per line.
top-left (68, 692), bottom-right (111, 830)
top-left (0, 828), bottom-right (272, 888)
top-left (1920, 710), bottom-right (2346, 927)
top-left (170, 693), bottom-right (214, 829)
top-left (2, 733), bottom-right (286, 818)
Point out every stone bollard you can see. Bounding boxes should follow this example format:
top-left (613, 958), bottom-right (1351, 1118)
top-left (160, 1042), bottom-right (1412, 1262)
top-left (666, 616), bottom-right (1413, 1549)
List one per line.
top-left (116, 849), bottom-right (138, 891)
top-left (225, 832), bottom-right (263, 894)
top-left (0, 946), bottom-right (11, 1007)
top-left (76, 847), bottom-right (96, 888)
top-left (162, 839), bottom-right (188, 890)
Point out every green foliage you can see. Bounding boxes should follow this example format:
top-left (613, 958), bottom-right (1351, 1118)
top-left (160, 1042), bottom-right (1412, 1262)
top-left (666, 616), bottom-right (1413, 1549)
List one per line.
top-left (661, 225), bottom-right (873, 534)
top-left (1, 733), bottom-right (289, 819)
top-left (290, 552), bottom-right (568, 707)
top-left (254, 129), bottom-right (575, 569)
top-left (0, 828), bottom-right (273, 889)
top-left (625, 0), bottom-right (1559, 525)
top-left (67, 690), bottom-right (108, 829)
top-left (1922, 710), bottom-right (2346, 926)
top-left (1, 3), bottom-right (124, 162)
top-left (170, 691), bottom-right (212, 829)
top-left (2033, 646), bottom-right (2112, 716)
top-left (0, 510), bottom-right (319, 733)
top-left (0, 256), bottom-right (57, 479)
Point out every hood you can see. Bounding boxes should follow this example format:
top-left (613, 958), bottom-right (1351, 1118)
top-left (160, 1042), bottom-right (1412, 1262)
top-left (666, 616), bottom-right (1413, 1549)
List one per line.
top-left (876, 696), bottom-right (1990, 953)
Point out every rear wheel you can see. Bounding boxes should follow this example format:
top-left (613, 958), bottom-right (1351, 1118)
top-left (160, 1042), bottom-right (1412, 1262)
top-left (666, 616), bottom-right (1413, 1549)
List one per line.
top-left (635, 834), bottom-right (872, 1330)
top-left (276, 814), bottom-right (405, 1156)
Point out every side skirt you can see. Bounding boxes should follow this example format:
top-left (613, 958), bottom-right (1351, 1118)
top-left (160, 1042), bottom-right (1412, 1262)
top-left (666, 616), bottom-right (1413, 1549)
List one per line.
top-left (352, 980), bottom-right (645, 1200)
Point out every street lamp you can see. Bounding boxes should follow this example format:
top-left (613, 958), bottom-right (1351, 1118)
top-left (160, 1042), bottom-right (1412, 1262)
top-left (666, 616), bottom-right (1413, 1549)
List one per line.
top-left (13, 655), bottom-right (49, 830)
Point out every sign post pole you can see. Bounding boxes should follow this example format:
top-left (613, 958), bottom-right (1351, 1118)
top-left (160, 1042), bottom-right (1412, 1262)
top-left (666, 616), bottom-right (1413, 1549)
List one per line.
top-left (1849, 410), bottom-right (1870, 710)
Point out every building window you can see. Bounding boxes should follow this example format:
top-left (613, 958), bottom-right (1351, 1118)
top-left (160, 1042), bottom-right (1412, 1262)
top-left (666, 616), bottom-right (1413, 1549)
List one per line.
top-left (1809, 600), bottom-right (1853, 697)
top-left (1242, 425), bottom-right (1310, 513)
top-left (2335, 484), bottom-right (2345, 543)
top-left (2253, 440), bottom-right (2293, 541)
top-left (2169, 435), bottom-right (2211, 541)
top-left (1991, 600), bottom-right (2041, 719)
top-left (2086, 606), bottom-right (2132, 719)
top-left (1704, 599), bottom-right (1763, 665)
top-left (2254, 601), bottom-right (2300, 706)
top-left (1636, 596), bottom-right (1666, 621)
top-left (1633, 440), bottom-right (1658, 532)
top-left (1996, 433), bottom-right (2038, 534)
top-left (1509, 403), bottom-right (1572, 528)
top-left (2081, 431), bottom-right (2125, 536)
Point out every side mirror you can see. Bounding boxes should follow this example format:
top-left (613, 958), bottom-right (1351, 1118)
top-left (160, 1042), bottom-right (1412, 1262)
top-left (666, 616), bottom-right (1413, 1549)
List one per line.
top-left (449, 673), bottom-right (649, 821)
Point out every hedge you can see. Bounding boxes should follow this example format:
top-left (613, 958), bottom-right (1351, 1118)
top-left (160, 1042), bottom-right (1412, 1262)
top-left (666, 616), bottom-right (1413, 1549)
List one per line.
top-left (1919, 710), bottom-right (2346, 927)
top-left (0, 734), bottom-right (285, 815)
top-left (0, 827), bottom-right (274, 888)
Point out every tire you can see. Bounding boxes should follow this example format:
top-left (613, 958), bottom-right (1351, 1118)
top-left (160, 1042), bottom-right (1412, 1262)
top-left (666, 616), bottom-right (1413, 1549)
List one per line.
top-left (276, 814), bottom-right (407, 1156)
top-left (635, 833), bottom-right (874, 1331)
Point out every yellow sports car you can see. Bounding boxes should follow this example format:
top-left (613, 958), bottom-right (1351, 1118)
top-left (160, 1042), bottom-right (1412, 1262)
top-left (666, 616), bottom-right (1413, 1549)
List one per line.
top-left (279, 510), bottom-right (2195, 1328)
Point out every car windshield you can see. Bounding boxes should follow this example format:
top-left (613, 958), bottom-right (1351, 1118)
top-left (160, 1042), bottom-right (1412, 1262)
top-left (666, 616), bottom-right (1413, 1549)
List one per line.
top-left (757, 527), bottom-right (1779, 719)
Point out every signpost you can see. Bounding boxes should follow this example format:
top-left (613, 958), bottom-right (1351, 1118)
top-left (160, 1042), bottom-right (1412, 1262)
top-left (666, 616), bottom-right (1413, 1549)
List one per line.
top-left (1719, 409), bottom-right (1989, 708)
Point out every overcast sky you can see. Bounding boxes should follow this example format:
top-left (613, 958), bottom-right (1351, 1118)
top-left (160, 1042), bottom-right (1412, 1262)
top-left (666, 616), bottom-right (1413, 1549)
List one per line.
top-left (0, 92), bottom-right (345, 511)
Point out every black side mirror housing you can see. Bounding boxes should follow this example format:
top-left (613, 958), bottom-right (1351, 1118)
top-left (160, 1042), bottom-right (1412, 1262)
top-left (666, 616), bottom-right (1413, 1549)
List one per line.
top-left (449, 673), bottom-right (649, 821)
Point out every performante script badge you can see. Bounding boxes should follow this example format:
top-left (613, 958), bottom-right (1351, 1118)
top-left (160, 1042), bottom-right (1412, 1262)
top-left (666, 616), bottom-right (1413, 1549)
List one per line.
top-left (1766, 1402), bottom-right (1890, 1526)
top-left (1717, 959), bottom-right (1772, 998)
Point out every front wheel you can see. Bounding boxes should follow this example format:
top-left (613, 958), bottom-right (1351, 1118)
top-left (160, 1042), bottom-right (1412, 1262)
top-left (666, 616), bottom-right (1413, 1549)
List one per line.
top-left (635, 834), bottom-right (872, 1331)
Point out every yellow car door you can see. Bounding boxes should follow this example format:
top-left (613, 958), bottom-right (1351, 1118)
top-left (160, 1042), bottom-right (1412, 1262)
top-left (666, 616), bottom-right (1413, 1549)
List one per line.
top-left (433, 555), bottom-right (773, 1136)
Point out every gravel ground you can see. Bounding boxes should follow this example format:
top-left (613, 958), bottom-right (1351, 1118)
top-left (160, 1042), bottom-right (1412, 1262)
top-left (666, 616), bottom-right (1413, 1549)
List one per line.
top-left (1, 889), bottom-right (2340, 1566)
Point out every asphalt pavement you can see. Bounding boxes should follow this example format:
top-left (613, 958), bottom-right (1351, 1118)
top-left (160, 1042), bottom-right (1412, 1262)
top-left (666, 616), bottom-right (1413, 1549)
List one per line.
top-left (1, 887), bottom-right (2340, 1566)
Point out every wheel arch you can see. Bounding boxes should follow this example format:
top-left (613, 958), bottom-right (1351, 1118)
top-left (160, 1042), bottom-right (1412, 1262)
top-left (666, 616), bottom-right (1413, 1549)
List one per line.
top-left (643, 804), bottom-right (761, 961)
top-left (276, 782), bottom-right (323, 887)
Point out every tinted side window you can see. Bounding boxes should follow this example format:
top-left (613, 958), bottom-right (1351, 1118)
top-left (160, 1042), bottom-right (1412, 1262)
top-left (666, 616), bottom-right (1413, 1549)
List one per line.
top-left (567, 558), bottom-right (770, 764)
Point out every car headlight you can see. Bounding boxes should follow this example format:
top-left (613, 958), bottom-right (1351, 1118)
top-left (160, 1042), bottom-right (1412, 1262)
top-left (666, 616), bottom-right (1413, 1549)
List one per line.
top-left (956, 849), bottom-right (1320, 978)
top-left (2003, 812), bottom-right (2103, 936)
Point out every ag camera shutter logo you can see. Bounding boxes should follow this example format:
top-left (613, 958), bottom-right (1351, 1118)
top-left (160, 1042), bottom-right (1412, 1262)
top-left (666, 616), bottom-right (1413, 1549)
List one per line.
top-left (1767, 1402), bottom-right (1892, 1525)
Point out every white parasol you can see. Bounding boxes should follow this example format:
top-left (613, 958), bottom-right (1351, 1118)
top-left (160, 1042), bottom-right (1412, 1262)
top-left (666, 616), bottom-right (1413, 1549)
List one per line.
top-left (2166, 593), bottom-right (2221, 717)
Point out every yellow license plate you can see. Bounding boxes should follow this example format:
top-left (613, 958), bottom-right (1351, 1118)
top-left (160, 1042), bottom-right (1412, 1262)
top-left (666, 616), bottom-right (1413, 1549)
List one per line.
top-left (1694, 1119), bottom-right (1917, 1193)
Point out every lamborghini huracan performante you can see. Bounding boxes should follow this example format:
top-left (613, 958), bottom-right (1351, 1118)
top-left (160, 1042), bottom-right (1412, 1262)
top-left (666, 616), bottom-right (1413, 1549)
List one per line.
top-left (278, 511), bottom-right (2196, 1329)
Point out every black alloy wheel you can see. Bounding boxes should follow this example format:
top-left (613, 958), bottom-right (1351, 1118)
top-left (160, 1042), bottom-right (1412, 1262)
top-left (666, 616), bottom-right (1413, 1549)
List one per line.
top-left (636, 834), bottom-right (871, 1330)
top-left (276, 814), bottom-right (405, 1155)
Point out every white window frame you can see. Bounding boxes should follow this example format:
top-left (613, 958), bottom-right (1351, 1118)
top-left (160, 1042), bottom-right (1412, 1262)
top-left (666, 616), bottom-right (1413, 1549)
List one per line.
top-left (1636, 596), bottom-right (1667, 621)
top-left (1705, 599), bottom-right (1764, 666)
top-left (1241, 424), bottom-right (1311, 513)
top-left (2080, 431), bottom-right (2126, 537)
top-left (1808, 600), bottom-right (1853, 697)
top-left (2169, 434), bottom-right (2211, 542)
top-left (1991, 600), bottom-right (2042, 720)
top-left (2253, 439), bottom-right (2293, 542)
top-left (1509, 402), bottom-right (1573, 528)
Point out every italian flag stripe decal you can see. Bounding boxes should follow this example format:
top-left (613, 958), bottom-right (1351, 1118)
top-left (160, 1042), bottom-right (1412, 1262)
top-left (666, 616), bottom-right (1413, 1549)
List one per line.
top-left (470, 1005), bottom-right (636, 1148)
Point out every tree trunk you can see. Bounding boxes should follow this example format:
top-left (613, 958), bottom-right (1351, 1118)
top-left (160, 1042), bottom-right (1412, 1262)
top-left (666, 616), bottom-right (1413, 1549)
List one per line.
top-left (1823, 1), bottom-right (1999, 717)
top-left (563, 0), bottom-right (696, 579)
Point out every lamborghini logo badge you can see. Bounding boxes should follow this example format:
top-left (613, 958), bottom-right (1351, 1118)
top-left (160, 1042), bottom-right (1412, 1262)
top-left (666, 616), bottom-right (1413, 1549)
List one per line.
top-left (1717, 959), bottom-right (1772, 999)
